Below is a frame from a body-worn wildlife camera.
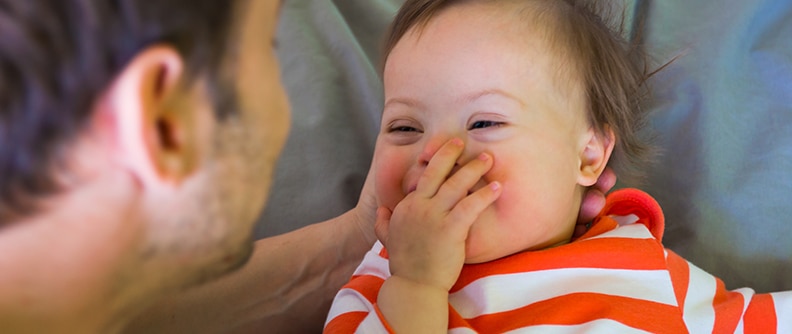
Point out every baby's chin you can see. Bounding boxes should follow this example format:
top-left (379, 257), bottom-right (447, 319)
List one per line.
top-left (464, 235), bottom-right (574, 264)
top-left (463, 244), bottom-right (537, 264)
top-left (462, 242), bottom-right (513, 264)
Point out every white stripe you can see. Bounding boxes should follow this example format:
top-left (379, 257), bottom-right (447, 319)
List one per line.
top-left (352, 241), bottom-right (390, 279)
top-left (450, 267), bottom-right (678, 319)
top-left (502, 318), bottom-right (652, 334)
top-left (371, 240), bottom-right (384, 253)
top-left (325, 242), bottom-right (389, 328)
top-left (325, 288), bottom-right (375, 327)
top-left (585, 223), bottom-right (655, 241)
top-left (356, 311), bottom-right (390, 334)
top-left (611, 214), bottom-right (640, 226)
top-left (771, 291), bottom-right (792, 333)
top-left (681, 261), bottom-right (717, 333)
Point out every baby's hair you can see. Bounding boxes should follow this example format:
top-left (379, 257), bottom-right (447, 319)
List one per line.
top-left (383, 0), bottom-right (659, 185)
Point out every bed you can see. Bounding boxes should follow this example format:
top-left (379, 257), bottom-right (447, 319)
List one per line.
top-left (258, 0), bottom-right (792, 294)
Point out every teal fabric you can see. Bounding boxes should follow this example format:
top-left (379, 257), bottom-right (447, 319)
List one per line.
top-left (256, 0), bottom-right (393, 237)
top-left (259, 0), bottom-right (792, 293)
top-left (642, 0), bottom-right (792, 292)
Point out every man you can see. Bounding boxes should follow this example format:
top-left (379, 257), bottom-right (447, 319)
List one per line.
top-left (0, 0), bottom-right (287, 331)
top-left (0, 0), bottom-right (612, 332)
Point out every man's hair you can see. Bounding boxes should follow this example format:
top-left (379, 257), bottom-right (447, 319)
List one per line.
top-left (0, 1), bottom-right (241, 222)
top-left (383, 0), bottom-right (656, 184)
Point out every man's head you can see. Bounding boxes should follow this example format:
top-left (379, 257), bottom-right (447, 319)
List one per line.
top-left (0, 1), bottom-right (227, 221)
top-left (0, 0), bottom-right (289, 330)
top-left (375, 0), bottom-right (651, 262)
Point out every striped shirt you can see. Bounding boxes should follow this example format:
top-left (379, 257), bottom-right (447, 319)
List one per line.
top-left (325, 188), bottom-right (790, 333)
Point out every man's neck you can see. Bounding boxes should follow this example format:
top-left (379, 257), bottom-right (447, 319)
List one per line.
top-left (0, 170), bottom-right (148, 333)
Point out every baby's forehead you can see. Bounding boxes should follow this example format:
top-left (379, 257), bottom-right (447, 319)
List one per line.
top-left (439, 1), bottom-right (587, 73)
top-left (387, 0), bottom-right (595, 100)
top-left (492, 2), bottom-right (589, 89)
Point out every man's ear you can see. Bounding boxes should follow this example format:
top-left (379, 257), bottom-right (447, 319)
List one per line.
top-left (101, 45), bottom-right (204, 186)
top-left (577, 125), bottom-right (615, 187)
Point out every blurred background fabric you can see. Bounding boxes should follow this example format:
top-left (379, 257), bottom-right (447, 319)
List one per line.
top-left (258, 0), bottom-right (792, 293)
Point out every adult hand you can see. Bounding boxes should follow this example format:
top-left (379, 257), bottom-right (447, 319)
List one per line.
top-left (351, 152), bottom-right (379, 246)
top-left (574, 167), bottom-right (616, 237)
top-left (374, 138), bottom-right (501, 291)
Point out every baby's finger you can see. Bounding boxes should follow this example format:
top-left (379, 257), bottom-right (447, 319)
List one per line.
top-left (446, 181), bottom-right (502, 232)
top-left (414, 138), bottom-right (464, 198)
top-left (433, 152), bottom-right (494, 210)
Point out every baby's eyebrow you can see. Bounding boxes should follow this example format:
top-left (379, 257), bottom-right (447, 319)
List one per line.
top-left (383, 89), bottom-right (525, 113)
top-left (458, 89), bottom-right (526, 108)
top-left (383, 97), bottom-right (423, 111)
top-left (459, 88), bottom-right (525, 107)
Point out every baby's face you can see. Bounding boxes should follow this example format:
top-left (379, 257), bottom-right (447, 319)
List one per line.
top-left (375, 3), bottom-right (597, 263)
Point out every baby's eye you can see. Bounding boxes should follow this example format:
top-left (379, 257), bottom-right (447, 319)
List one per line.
top-left (389, 126), bottom-right (421, 133)
top-left (469, 120), bottom-right (504, 130)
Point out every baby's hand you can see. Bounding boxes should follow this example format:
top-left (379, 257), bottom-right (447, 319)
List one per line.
top-left (375, 138), bottom-right (502, 292)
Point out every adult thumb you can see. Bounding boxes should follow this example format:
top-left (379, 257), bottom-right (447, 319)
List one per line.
top-left (373, 207), bottom-right (392, 247)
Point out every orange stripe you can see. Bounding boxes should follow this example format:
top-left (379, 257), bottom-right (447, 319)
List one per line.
top-left (602, 188), bottom-right (665, 241)
top-left (574, 215), bottom-right (619, 241)
top-left (345, 274), bottom-right (385, 305)
top-left (463, 293), bottom-right (686, 333)
top-left (665, 250), bottom-right (690, 310)
top-left (324, 311), bottom-right (368, 333)
top-left (454, 237), bottom-right (667, 291)
top-left (743, 293), bottom-right (776, 333)
top-left (373, 304), bottom-right (396, 334)
top-left (449, 304), bottom-right (476, 332)
top-left (711, 278), bottom-right (744, 333)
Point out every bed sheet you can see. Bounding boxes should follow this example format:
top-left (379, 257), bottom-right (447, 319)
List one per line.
top-left (258, 0), bottom-right (792, 293)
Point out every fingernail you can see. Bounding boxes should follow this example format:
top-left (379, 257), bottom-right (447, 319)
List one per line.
top-left (489, 181), bottom-right (501, 191)
top-left (451, 138), bottom-right (463, 147)
top-left (478, 153), bottom-right (490, 161)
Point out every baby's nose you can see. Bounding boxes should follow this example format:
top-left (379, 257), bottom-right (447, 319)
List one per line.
top-left (418, 141), bottom-right (444, 166)
top-left (418, 137), bottom-right (465, 166)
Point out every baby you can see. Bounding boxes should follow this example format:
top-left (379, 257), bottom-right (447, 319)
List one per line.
top-left (325, 0), bottom-right (791, 332)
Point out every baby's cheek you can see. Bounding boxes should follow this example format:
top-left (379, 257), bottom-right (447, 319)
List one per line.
top-left (374, 162), bottom-right (406, 210)
top-left (490, 185), bottom-right (517, 221)
top-left (484, 168), bottom-right (527, 221)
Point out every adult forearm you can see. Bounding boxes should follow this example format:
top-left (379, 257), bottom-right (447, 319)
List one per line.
top-left (231, 209), bottom-right (375, 333)
top-left (124, 209), bottom-right (375, 333)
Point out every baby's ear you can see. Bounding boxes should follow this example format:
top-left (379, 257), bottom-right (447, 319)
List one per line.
top-left (577, 125), bottom-right (615, 187)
